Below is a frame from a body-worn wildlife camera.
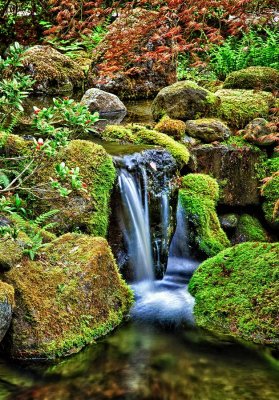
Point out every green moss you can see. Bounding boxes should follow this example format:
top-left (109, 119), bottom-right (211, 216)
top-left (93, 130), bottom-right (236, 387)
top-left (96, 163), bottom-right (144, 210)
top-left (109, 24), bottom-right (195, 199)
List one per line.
top-left (236, 214), bottom-right (269, 242)
top-left (223, 67), bottom-right (279, 91)
top-left (0, 132), bottom-right (30, 156)
top-left (0, 281), bottom-right (14, 306)
top-left (224, 135), bottom-right (262, 152)
top-left (102, 124), bottom-right (190, 165)
top-left (0, 238), bottom-right (23, 271)
top-left (216, 89), bottom-right (275, 128)
top-left (3, 233), bottom-right (133, 359)
top-left (261, 174), bottom-right (279, 228)
top-left (179, 174), bottom-right (229, 257)
top-left (154, 115), bottom-right (186, 140)
top-left (189, 242), bottom-right (279, 347)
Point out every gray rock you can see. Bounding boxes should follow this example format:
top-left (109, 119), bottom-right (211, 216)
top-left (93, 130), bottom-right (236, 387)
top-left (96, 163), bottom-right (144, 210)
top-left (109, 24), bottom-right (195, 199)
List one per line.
top-left (152, 80), bottom-right (220, 121)
top-left (0, 281), bottom-right (14, 342)
top-left (81, 88), bottom-right (127, 120)
top-left (185, 118), bottom-right (231, 142)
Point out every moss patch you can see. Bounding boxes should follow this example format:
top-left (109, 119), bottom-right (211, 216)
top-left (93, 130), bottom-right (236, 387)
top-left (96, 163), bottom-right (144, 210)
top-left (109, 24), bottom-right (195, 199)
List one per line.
top-left (2, 233), bottom-right (133, 359)
top-left (216, 89), bottom-right (275, 128)
top-left (154, 115), bottom-right (186, 140)
top-left (261, 174), bottom-right (279, 229)
top-left (235, 214), bottom-right (269, 242)
top-left (189, 242), bottom-right (279, 348)
top-left (179, 174), bottom-right (229, 257)
top-left (102, 124), bottom-right (190, 165)
top-left (223, 67), bottom-right (279, 92)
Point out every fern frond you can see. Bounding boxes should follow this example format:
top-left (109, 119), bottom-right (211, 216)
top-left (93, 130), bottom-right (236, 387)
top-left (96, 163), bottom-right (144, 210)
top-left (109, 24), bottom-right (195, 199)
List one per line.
top-left (34, 209), bottom-right (59, 228)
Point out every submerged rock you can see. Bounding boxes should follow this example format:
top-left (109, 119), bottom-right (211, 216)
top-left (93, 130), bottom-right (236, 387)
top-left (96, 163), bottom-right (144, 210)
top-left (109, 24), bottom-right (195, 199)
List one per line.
top-left (189, 143), bottom-right (265, 206)
top-left (223, 66), bottom-right (279, 92)
top-left (179, 174), bottom-right (230, 257)
top-left (189, 242), bottom-right (279, 348)
top-left (152, 80), bottom-right (220, 121)
top-left (0, 281), bottom-right (14, 343)
top-left (215, 89), bottom-right (275, 128)
top-left (80, 88), bottom-right (127, 119)
top-left (2, 233), bottom-right (133, 359)
top-left (88, 9), bottom-right (176, 99)
top-left (30, 140), bottom-right (116, 236)
top-left (185, 118), bottom-right (231, 143)
top-left (21, 45), bottom-right (85, 94)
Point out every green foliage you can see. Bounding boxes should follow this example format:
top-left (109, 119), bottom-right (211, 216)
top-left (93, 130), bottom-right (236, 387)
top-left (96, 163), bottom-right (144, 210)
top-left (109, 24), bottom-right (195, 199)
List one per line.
top-left (209, 28), bottom-right (279, 80)
top-left (189, 242), bottom-right (279, 347)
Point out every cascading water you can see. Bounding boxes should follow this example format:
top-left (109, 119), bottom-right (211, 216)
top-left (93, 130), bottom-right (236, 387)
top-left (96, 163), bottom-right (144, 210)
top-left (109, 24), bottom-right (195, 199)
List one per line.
top-left (115, 149), bottom-right (199, 326)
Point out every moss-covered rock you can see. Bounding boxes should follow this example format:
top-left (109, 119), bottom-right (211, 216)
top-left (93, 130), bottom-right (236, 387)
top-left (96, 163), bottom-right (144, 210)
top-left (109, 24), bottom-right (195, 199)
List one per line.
top-left (189, 242), bottom-right (279, 348)
top-left (152, 80), bottom-right (220, 121)
top-left (232, 214), bottom-right (269, 244)
top-left (184, 118), bottom-right (231, 143)
top-left (154, 115), bottom-right (186, 140)
top-left (2, 233), bottom-right (133, 359)
top-left (216, 89), bottom-right (275, 128)
top-left (0, 281), bottom-right (14, 342)
top-left (261, 174), bottom-right (279, 230)
top-left (21, 45), bottom-right (85, 94)
top-left (102, 124), bottom-right (190, 165)
top-left (0, 237), bottom-right (23, 271)
top-left (223, 67), bottom-right (279, 92)
top-left (179, 174), bottom-right (230, 257)
top-left (30, 140), bottom-right (116, 236)
top-left (0, 132), bottom-right (30, 157)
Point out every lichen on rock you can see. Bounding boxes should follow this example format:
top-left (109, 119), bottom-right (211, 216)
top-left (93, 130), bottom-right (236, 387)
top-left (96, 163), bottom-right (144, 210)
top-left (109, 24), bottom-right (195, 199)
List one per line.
top-left (179, 173), bottom-right (230, 257)
top-left (189, 242), bottom-right (279, 348)
top-left (154, 115), bottom-right (186, 140)
top-left (2, 233), bottom-right (133, 359)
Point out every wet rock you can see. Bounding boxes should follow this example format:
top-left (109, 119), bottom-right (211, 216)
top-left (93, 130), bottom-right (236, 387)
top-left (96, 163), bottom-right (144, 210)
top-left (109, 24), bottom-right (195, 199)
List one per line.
top-left (189, 144), bottom-right (265, 206)
top-left (185, 118), bottom-right (231, 143)
top-left (223, 66), bottom-right (279, 92)
top-left (179, 174), bottom-right (230, 257)
top-left (216, 89), bottom-right (275, 128)
top-left (152, 80), bottom-right (220, 121)
top-left (189, 242), bottom-right (279, 348)
top-left (0, 281), bottom-right (14, 343)
top-left (219, 214), bottom-right (239, 231)
top-left (21, 45), bottom-right (85, 94)
top-left (242, 118), bottom-right (279, 147)
top-left (88, 9), bottom-right (176, 99)
top-left (231, 214), bottom-right (270, 244)
top-left (2, 233), bottom-right (133, 359)
top-left (80, 88), bottom-right (127, 120)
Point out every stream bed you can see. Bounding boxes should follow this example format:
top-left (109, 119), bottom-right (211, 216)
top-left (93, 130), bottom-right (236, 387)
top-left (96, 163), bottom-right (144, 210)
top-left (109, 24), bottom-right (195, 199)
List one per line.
top-left (0, 322), bottom-right (279, 400)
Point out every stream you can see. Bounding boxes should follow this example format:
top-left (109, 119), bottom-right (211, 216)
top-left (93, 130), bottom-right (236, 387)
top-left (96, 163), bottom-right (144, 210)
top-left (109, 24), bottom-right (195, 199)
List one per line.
top-left (0, 97), bottom-right (278, 399)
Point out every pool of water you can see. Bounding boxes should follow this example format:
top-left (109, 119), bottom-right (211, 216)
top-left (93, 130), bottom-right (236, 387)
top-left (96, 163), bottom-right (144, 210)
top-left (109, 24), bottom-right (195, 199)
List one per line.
top-left (0, 322), bottom-right (278, 400)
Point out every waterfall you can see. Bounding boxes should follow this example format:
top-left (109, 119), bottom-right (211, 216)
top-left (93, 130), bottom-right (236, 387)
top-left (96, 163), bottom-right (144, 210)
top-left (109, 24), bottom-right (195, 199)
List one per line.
top-left (118, 168), bottom-right (154, 282)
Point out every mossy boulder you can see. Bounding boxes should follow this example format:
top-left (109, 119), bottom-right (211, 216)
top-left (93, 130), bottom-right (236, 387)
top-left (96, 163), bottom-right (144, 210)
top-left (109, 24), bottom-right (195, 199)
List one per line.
top-left (261, 174), bottom-right (279, 230)
top-left (189, 242), bottom-right (279, 348)
top-left (152, 80), bottom-right (220, 121)
top-left (30, 140), bottom-right (116, 236)
top-left (0, 281), bottom-right (14, 342)
top-left (0, 132), bottom-right (30, 157)
top-left (154, 115), bottom-right (186, 140)
top-left (2, 233), bottom-right (133, 359)
top-left (179, 174), bottom-right (230, 257)
top-left (184, 118), bottom-right (231, 143)
top-left (216, 89), bottom-right (275, 128)
top-left (0, 237), bottom-right (24, 271)
top-left (102, 124), bottom-right (190, 165)
top-left (232, 214), bottom-right (269, 244)
top-left (21, 45), bottom-right (85, 94)
top-left (223, 67), bottom-right (279, 92)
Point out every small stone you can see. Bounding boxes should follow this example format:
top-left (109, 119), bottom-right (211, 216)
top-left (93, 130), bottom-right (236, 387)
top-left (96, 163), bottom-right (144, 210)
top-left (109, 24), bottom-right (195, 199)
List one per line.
top-left (81, 88), bottom-right (127, 118)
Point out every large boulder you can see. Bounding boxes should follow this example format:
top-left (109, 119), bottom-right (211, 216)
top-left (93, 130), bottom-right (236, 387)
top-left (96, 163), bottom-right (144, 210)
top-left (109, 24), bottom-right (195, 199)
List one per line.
top-left (30, 140), bottom-right (116, 236)
top-left (21, 46), bottom-right (85, 94)
top-left (2, 233), bottom-right (133, 359)
top-left (189, 143), bottom-right (266, 206)
top-left (88, 9), bottom-right (176, 99)
top-left (223, 67), bottom-right (279, 92)
top-left (189, 242), bottom-right (279, 348)
top-left (80, 88), bottom-right (127, 118)
top-left (179, 174), bottom-right (230, 257)
top-left (216, 89), bottom-right (275, 128)
top-left (152, 81), bottom-right (220, 121)
top-left (184, 118), bottom-right (231, 143)
top-left (0, 281), bottom-right (14, 342)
